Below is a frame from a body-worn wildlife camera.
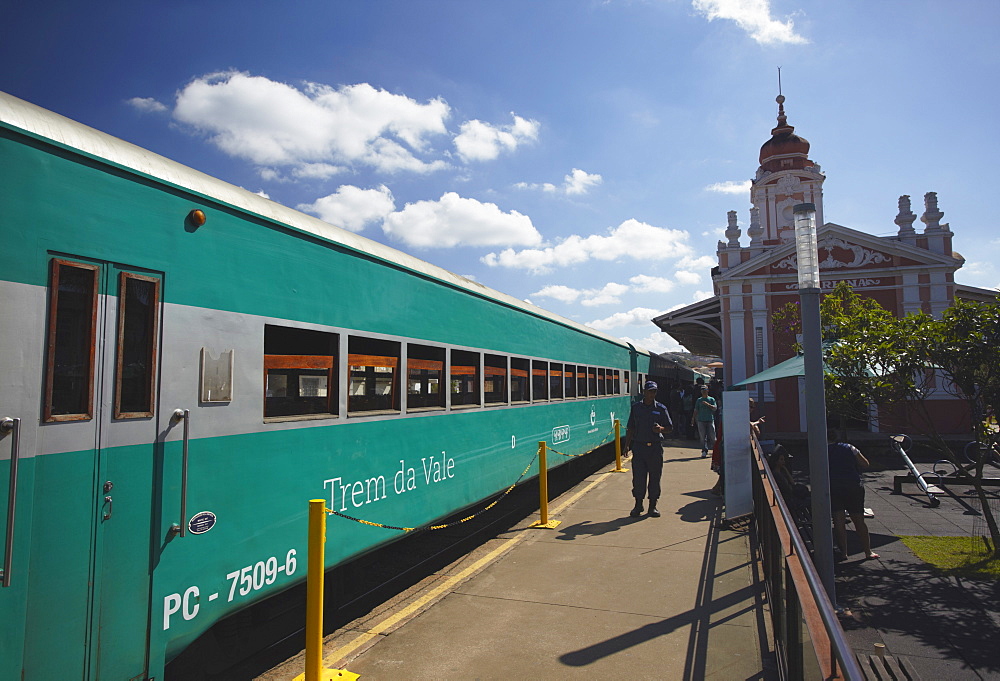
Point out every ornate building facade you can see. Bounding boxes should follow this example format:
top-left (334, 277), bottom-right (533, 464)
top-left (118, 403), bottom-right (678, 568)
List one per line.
top-left (655, 96), bottom-right (995, 434)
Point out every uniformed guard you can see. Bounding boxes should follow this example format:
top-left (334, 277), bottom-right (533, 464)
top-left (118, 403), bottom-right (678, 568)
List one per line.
top-left (625, 381), bottom-right (672, 517)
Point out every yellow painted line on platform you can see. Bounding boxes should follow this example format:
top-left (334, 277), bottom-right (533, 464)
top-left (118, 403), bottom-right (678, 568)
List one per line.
top-left (323, 466), bottom-right (616, 668)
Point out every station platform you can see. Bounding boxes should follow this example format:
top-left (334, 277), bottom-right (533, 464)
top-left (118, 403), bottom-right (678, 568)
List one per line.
top-left (259, 443), bottom-right (773, 680)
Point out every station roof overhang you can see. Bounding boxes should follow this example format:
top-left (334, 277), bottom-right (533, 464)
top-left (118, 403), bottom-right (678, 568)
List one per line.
top-left (955, 283), bottom-right (999, 303)
top-left (652, 296), bottom-right (722, 357)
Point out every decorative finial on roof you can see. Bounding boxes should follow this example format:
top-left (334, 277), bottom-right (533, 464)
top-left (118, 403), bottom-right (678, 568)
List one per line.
top-left (725, 210), bottom-right (741, 247)
top-left (776, 67), bottom-right (787, 126)
top-left (895, 195), bottom-right (917, 236)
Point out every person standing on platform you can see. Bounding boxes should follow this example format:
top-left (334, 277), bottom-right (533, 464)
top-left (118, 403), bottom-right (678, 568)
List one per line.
top-left (681, 386), bottom-right (695, 439)
top-left (828, 429), bottom-right (879, 560)
top-left (625, 381), bottom-right (672, 518)
top-left (691, 385), bottom-right (717, 458)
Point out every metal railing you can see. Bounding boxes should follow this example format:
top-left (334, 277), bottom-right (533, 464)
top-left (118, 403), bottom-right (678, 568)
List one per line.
top-left (751, 436), bottom-right (864, 681)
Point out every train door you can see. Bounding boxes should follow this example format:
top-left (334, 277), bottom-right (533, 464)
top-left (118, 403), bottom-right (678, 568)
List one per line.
top-left (20, 257), bottom-right (162, 680)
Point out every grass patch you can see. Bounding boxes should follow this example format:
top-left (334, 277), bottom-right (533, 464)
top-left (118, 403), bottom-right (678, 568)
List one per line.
top-left (898, 535), bottom-right (1000, 579)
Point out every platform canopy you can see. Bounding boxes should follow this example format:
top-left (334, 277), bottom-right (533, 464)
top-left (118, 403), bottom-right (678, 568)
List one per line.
top-left (731, 354), bottom-right (806, 387)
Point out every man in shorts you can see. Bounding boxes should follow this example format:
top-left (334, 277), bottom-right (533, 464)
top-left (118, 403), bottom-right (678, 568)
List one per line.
top-left (828, 429), bottom-right (879, 560)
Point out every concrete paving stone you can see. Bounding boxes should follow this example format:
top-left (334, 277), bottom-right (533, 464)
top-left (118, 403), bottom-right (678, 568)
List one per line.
top-left (344, 592), bottom-right (700, 681)
top-left (453, 540), bottom-right (734, 621)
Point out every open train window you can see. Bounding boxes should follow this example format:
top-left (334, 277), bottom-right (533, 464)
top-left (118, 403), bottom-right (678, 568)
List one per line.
top-left (407, 343), bottom-right (444, 411)
top-left (44, 259), bottom-right (99, 422)
top-left (588, 368), bottom-right (598, 395)
top-left (532, 360), bottom-right (548, 401)
top-left (264, 325), bottom-right (338, 418)
top-left (484, 354), bottom-right (508, 405)
top-left (549, 363), bottom-right (563, 400)
top-left (349, 337), bottom-right (400, 414)
top-left (612, 370), bottom-right (621, 395)
top-left (577, 366), bottom-right (588, 397)
top-left (511, 358), bottom-right (530, 403)
top-left (451, 349), bottom-right (480, 408)
top-left (624, 371), bottom-right (630, 397)
top-left (564, 365), bottom-right (577, 398)
top-left (115, 272), bottom-right (160, 418)
top-left (603, 369), bottom-right (614, 395)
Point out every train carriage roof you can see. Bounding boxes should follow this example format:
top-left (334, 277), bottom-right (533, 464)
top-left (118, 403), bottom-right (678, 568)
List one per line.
top-left (0, 91), bottom-right (648, 356)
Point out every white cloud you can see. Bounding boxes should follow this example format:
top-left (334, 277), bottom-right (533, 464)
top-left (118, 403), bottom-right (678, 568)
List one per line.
top-left (675, 270), bottom-right (702, 285)
top-left (586, 307), bottom-right (664, 331)
top-left (298, 185), bottom-right (395, 233)
top-left (564, 168), bottom-right (603, 195)
top-left (692, 0), bottom-right (808, 45)
top-left (677, 255), bottom-right (717, 271)
top-left (482, 219), bottom-right (692, 274)
top-left (705, 179), bottom-right (751, 194)
top-left (581, 282), bottom-right (630, 307)
top-left (629, 275), bottom-right (675, 293)
top-left (518, 167), bottom-right (603, 196)
top-left (693, 289), bottom-right (715, 301)
top-left (292, 163), bottom-right (344, 180)
top-left (454, 114), bottom-right (540, 162)
top-left (127, 97), bottom-right (167, 113)
top-left (530, 281), bottom-right (634, 307)
top-left (620, 332), bottom-right (685, 354)
top-left (530, 285), bottom-right (583, 303)
top-left (172, 71), bottom-right (451, 174)
top-left (382, 192), bottom-right (543, 248)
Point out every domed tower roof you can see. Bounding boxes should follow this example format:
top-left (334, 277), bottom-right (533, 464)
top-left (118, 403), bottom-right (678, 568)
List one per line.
top-left (758, 95), bottom-right (811, 172)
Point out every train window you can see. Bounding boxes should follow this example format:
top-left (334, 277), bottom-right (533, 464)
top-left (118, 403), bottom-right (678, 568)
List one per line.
top-left (624, 371), bottom-right (630, 396)
top-left (44, 259), bottom-right (99, 422)
top-left (406, 343), bottom-right (445, 410)
top-left (451, 349), bottom-right (480, 408)
top-left (577, 366), bottom-right (588, 397)
top-left (597, 368), bottom-right (606, 395)
top-left (613, 370), bottom-right (622, 395)
top-left (484, 354), bottom-right (508, 405)
top-left (114, 272), bottom-right (160, 418)
top-left (564, 365), bottom-right (577, 398)
top-left (532, 360), bottom-right (548, 401)
top-left (511, 358), bottom-right (530, 402)
top-left (349, 337), bottom-right (401, 414)
top-left (604, 369), bottom-right (614, 395)
top-left (549, 363), bottom-right (563, 399)
top-left (264, 325), bottom-right (338, 418)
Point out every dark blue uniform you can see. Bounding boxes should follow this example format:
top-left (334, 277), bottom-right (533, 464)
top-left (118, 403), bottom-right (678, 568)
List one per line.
top-left (627, 399), bottom-right (672, 502)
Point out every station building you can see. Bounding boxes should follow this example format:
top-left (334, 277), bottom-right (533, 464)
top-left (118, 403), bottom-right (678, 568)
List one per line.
top-left (654, 95), bottom-right (996, 435)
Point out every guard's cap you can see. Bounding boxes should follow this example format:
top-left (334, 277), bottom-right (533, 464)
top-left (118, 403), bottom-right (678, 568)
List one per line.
top-left (643, 381), bottom-right (658, 390)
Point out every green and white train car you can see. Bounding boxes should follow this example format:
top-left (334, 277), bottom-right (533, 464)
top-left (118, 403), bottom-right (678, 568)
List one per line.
top-left (0, 91), bottom-right (651, 680)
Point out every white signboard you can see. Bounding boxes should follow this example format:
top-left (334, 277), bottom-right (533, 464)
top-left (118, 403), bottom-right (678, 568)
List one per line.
top-left (723, 392), bottom-right (753, 519)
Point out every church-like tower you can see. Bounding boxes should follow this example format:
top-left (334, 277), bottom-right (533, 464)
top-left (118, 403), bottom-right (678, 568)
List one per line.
top-left (749, 95), bottom-right (825, 248)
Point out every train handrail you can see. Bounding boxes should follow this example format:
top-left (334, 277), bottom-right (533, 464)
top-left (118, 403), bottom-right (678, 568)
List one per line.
top-left (1, 417), bottom-right (20, 587)
top-left (752, 437), bottom-right (864, 680)
top-left (170, 409), bottom-right (191, 537)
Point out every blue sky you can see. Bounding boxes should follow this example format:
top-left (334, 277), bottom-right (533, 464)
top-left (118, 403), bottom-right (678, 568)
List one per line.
top-left (4, 1), bottom-right (999, 353)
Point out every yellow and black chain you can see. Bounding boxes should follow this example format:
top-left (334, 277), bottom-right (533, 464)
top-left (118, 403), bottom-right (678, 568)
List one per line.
top-left (326, 449), bottom-right (540, 533)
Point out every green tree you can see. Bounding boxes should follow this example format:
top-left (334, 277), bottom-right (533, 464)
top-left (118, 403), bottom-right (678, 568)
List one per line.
top-left (772, 283), bottom-right (1000, 556)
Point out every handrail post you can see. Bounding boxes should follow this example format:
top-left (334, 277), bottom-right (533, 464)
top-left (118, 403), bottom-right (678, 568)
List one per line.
top-left (294, 500), bottom-right (358, 681)
top-left (305, 499), bottom-right (326, 681)
top-left (531, 442), bottom-right (560, 529)
top-left (612, 419), bottom-right (628, 472)
top-left (1, 417), bottom-right (20, 587)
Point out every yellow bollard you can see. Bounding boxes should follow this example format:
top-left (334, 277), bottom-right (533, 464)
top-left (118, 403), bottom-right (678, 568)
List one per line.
top-left (612, 419), bottom-right (628, 472)
top-left (293, 500), bottom-right (359, 681)
top-left (531, 441), bottom-right (561, 529)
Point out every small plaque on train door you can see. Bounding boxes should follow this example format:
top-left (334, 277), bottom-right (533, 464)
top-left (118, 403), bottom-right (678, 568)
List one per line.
top-left (188, 511), bottom-right (217, 535)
